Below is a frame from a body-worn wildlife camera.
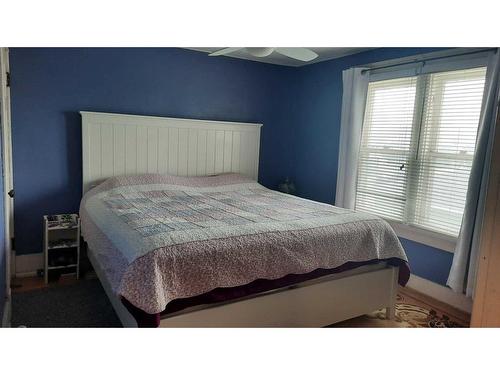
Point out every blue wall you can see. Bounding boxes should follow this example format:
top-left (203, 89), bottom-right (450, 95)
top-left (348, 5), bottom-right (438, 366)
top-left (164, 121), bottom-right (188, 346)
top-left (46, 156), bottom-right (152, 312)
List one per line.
top-left (400, 238), bottom-right (454, 285)
top-left (10, 47), bottom-right (455, 286)
top-left (10, 48), bottom-right (297, 255)
top-left (290, 48), bottom-right (453, 285)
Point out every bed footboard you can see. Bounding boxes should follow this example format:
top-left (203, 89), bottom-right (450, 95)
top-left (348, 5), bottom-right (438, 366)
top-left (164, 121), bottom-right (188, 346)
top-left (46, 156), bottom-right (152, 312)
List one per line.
top-left (88, 242), bottom-right (399, 327)
top-left (158, 266), bottom-right (399, 328)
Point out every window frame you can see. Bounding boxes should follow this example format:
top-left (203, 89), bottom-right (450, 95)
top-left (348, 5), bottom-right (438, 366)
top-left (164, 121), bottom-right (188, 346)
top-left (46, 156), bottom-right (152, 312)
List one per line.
top-left (357, 53), bottom-right (491, 252)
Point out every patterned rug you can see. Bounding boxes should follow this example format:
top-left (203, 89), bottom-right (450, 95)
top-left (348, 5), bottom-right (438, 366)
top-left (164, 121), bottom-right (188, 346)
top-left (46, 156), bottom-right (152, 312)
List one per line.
top-left (333, 293), bottom-right (467, 328)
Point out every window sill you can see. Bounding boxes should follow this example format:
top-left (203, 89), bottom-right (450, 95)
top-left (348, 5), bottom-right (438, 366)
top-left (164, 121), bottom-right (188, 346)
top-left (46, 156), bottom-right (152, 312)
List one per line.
top-left (387, 221), bottom-right (457, 253)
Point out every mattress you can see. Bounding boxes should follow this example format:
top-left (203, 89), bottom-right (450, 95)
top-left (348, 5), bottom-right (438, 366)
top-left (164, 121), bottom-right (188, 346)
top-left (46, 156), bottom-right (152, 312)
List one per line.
top-left (80, 173), bottom-right (409, 327)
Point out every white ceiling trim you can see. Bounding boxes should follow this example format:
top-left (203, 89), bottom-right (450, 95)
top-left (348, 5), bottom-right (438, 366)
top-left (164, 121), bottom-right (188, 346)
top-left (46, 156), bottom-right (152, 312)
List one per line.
top-left (186, 47), bottom-right (374, 67)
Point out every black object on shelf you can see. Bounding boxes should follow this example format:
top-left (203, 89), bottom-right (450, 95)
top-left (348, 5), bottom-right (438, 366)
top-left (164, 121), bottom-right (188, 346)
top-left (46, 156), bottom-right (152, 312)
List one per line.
top-left (278, 177), bottom-right (297, 195)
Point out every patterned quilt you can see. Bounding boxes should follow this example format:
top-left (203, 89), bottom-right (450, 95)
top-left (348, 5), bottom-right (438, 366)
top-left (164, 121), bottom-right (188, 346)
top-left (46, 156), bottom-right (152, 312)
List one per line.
top-left (80, 173), bottom-right (408, 315)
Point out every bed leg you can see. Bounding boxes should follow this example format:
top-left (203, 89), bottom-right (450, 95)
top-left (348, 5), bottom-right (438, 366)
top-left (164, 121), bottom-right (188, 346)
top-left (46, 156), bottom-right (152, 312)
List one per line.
top-left (386, 305), bottom-right (395, 320)
top-left (386, 266), bottom-right (398, 320)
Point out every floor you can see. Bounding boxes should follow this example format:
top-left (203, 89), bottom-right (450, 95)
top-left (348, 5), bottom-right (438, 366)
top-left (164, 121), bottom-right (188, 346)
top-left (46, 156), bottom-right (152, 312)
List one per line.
top-left (334, 288), bottom-right (469, 328)
top-left (10, 275), bottom-right (470, 328)
top-left (11, 274), bottom-right (80, 293)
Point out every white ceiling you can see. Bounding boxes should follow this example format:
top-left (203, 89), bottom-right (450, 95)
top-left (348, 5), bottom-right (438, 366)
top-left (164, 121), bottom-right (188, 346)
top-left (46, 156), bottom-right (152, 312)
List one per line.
top-left (187, 47), bottom-right (374, 67)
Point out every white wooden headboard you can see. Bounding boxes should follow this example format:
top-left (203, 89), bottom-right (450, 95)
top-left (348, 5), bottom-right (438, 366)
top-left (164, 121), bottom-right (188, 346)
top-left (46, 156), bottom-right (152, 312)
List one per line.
top-left (81, 111), bottom-right (262, 194)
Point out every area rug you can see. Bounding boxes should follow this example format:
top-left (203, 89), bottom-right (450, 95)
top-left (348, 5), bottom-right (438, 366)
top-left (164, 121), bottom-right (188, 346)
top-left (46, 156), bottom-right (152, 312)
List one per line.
top-left (333, 293), bottom-right (467, 328)
top-left (11, 279), bottom-right (122, 328)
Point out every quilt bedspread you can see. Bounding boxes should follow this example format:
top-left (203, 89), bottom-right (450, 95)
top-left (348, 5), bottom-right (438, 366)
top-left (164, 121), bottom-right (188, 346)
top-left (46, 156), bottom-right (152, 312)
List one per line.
top-left (80, 173), bottom-right (408, 315)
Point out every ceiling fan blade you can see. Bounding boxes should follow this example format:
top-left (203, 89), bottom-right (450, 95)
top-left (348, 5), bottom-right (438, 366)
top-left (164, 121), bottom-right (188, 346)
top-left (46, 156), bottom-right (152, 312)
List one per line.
top-left (275, 48), bottom-right (318, 62)
top-left (209, 47), bottom-right (243, 56)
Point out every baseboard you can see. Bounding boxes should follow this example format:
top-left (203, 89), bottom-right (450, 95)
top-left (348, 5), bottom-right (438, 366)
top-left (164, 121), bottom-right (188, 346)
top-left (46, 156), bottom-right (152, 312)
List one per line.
top-left (2, 297), bottom-right (11, 327)
top-left (14, 253), bottom-right (43, 278)
top-left (406, 274), bottom-right (472, 314)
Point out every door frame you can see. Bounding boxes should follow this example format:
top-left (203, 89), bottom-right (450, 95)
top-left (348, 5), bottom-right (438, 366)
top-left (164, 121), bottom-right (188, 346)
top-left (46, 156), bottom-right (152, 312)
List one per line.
top-left (471, 98), bottom-right (500, 327)
top-left (0, 47), bottom-right (14, 302)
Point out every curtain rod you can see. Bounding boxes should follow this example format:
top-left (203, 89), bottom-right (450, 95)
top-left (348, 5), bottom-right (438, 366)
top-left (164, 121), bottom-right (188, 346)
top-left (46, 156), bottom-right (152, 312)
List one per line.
top-left (361, 48), bottom-right (498, 74)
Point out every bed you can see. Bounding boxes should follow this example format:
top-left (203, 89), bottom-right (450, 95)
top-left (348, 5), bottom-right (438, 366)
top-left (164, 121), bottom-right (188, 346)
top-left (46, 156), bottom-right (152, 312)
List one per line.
top-left (79, 111), bottom-right (410, 327)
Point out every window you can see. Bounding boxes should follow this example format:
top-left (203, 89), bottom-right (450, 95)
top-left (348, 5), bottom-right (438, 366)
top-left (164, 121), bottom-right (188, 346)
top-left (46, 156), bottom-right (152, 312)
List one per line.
top-left (355, 67), bottom-right (487, 237)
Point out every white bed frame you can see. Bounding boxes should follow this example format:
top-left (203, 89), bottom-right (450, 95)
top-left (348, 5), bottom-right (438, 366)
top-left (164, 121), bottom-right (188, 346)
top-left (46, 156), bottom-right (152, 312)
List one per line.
top-left (81, 111), bottom-right (398, 327)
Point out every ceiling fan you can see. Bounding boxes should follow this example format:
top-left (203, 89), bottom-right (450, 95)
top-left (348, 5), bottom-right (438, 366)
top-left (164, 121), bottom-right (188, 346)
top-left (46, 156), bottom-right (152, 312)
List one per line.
top-left (209, 47), bottom-right (319, 62)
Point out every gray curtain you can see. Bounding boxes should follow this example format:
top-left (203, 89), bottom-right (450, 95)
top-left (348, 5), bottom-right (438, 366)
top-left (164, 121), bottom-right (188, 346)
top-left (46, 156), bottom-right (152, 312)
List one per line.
top-left (447, 50), bottom-right (500, 297)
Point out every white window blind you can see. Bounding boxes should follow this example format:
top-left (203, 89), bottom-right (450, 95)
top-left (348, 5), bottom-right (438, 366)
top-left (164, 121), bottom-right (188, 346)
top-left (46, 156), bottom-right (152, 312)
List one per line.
top-left (355, 66), bottom-right (487, 237)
